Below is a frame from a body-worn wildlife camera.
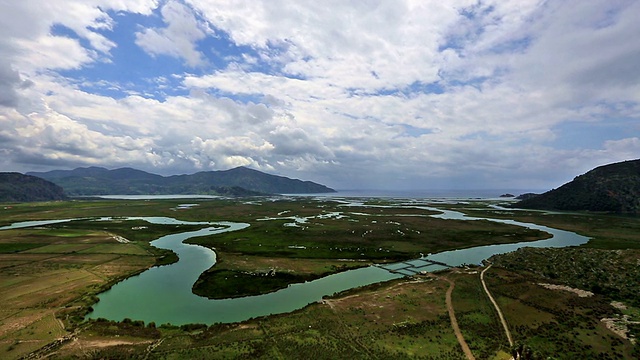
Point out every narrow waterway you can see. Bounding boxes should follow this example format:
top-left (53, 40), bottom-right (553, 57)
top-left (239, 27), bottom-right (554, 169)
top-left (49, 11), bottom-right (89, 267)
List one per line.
top-left (422, 207), bottom-right (589, 266)
top-left (1, 206), bottom-right (589, 325)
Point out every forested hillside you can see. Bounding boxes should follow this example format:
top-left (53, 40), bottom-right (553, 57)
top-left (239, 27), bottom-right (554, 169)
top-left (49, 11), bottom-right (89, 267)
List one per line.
top-left (515, 159), bottom-right (640, 213)
top-left (0, 173), bottom-right (67, 202)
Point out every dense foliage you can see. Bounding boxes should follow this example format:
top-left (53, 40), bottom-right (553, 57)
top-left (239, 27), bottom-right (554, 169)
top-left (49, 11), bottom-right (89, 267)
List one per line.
top-left (0, 173), bottom-right (66, 202)
top-left (485, 267), bottom-right (632, 360)
top-left (515, 159), bottom-right (640, 213)
top-left (193, 269), bottom-right (319, 299)
top-left (490, 247), bottom-right (640, 307)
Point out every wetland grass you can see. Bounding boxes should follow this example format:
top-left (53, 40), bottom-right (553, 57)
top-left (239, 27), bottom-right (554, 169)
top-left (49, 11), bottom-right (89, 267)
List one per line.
top-left (1, 198), bottom-right (638, 359)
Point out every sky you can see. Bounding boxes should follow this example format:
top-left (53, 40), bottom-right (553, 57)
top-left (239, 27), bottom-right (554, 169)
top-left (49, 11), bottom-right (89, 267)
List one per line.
top-left (1, 0), bottom-right (639, 191)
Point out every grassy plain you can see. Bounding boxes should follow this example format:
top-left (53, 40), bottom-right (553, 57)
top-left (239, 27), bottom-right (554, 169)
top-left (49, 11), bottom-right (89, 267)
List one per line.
top-left (0, 200), bottom-right (208, 359)
top-left (187, 199), bottom-right (548, 298)
top-left (0, 197), bottom-right (638, 359)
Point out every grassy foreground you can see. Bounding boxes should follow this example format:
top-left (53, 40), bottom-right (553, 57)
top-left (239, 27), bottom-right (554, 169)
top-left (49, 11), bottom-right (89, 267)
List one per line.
top-left (0, 197), bottom-right (638, 359)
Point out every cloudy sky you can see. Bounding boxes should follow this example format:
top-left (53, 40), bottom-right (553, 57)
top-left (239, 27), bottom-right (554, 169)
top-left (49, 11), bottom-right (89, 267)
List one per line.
top-left (1, 0), bottom-right (639, 191)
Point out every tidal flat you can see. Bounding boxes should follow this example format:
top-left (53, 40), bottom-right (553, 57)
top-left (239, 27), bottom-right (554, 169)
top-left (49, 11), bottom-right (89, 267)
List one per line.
top-left (0, 197), bottom-right (638, 359)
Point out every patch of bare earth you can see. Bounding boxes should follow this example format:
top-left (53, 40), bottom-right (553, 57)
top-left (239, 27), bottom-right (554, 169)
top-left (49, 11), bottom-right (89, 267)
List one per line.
top-left (537, 283), bottom-right (594, 297)
top-left (80, 338), bottom-right (153, 349)
top-left (601, 301), bottom-right (638, 344)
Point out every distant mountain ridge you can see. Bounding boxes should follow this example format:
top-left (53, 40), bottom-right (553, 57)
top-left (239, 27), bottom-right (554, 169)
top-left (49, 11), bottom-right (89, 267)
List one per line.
top-left (0, 173), bottom-right (67, 202)
top-left (27, 166), bottom-right (335, 196)
top-left (515, 159), bottom-right (640, 213)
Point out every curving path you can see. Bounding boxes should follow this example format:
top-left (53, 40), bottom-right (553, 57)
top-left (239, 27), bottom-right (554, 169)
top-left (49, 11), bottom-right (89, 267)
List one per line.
top-left (480, 264), bottom-right (513, 347)
top-left (444, 277), bottom-right (475, 360)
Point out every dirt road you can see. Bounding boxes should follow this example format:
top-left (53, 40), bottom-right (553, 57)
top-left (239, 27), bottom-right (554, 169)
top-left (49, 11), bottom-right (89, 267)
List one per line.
top-left (445, 278), bottom-right (476, 360)
top-left (481, 264), bottom-right (513, 347)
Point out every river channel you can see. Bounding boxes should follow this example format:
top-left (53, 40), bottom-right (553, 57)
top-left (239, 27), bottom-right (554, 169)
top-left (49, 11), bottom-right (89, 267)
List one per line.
top-left (1, 204), bottom-right (589, 325)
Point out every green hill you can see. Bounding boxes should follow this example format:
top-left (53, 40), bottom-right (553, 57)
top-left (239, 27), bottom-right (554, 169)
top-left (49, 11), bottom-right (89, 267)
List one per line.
top-left (0, 173), bottom-right (67, 202)
top-left (27, 166), bottom-right (335, 196)
top-left (515, 159), bottom-right (640, 213)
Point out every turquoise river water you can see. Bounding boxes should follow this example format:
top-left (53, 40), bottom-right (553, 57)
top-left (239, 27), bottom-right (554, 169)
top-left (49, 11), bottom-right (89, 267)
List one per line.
top-left (1, 205), bottom-right (589, 325)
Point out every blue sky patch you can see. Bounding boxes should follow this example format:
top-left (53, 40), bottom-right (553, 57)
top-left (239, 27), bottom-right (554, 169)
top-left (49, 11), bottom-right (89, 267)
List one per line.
top-left (2, 0), bottom-right (639, 190)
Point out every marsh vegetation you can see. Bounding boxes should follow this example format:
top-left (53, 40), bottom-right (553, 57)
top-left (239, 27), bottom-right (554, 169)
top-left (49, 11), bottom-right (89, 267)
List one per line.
top-left (0, 197), bottom-right (637, 359)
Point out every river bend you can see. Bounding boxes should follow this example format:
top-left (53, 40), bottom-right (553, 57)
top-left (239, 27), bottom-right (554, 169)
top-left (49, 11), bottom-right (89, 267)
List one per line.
top-left (1, 207), bottom-right (589, 325)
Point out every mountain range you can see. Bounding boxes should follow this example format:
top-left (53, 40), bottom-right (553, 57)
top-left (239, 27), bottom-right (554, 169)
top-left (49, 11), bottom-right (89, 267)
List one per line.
top-left (26, 166), bottom-right (335, 196)
top-left (515, 159), bottom-right (640, 213)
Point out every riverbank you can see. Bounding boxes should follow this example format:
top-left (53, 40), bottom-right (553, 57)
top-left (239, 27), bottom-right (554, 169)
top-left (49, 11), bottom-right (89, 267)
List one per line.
top-left (1, 197), bottom-right (638, 359)
top-left (86, 198), bottom-right (568, 325)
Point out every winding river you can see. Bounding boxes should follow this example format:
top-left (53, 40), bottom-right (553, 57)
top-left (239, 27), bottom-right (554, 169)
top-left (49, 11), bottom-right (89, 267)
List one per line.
top-left (1, 205), bottom-right (589, 326)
